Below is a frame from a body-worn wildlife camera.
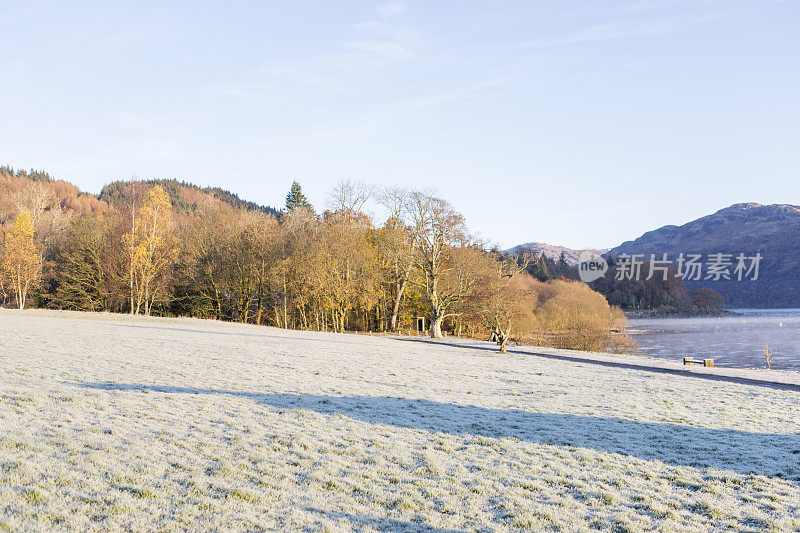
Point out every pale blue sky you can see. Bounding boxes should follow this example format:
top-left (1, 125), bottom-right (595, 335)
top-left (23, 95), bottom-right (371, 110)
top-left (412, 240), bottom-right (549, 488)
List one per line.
top-left (2, 1), bottom-right (798, 249)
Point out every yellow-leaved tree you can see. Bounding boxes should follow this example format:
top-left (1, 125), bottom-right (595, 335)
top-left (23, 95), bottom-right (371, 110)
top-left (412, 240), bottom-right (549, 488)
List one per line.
top-left (2, 211), bottom-right (41, 309)
top-left (123, 185), bottom-right (177, 315)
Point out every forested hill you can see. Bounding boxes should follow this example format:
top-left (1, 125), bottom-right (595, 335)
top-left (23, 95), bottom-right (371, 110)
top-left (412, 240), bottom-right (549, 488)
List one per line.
top-left (0, 166), bottom-right (109, 226)
top-left (99, 179), bottom-right (279, 217)
top-left (505, 242), bottom-right (606, 266)
top-left (0, 167), bottom-right (280, 222)
top-left (606, 203), bottom-right (800, 308)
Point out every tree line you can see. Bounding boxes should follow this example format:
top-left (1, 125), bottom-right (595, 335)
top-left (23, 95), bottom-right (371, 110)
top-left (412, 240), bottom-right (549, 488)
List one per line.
top-left (510, 245), bottom-right (726, 316)
top-left (0, 167), bottom-right (630, 352)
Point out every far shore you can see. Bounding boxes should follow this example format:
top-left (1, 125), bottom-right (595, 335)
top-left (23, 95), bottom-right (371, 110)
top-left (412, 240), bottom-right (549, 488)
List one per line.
top-left (624, 308), bottom-right (738, 319)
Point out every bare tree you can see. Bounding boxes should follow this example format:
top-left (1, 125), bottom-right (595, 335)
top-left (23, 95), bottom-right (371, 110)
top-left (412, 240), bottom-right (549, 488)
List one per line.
top-left (11, 181), bottom-right (54, 228)
top-left (407, 192), bottom-right (473, 338)
top-left (326, 179), bottom-right (376, 223)
top-left (462, 253), bottom-right (535, 352)
top-left (376, 187), bottom-right (418, 331)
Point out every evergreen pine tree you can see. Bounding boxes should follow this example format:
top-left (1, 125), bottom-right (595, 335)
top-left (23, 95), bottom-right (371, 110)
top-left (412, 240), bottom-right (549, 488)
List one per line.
top-left (558, 252), bottom-right (569, 270)
top-left (285, 181), bottom-right (314, 213)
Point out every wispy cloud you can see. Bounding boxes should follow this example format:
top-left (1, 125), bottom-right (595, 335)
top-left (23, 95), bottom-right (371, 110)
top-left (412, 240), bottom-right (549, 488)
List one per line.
top-left (375, 1), bottom-right (405, 17)
top-left (617, 0), bottom-right (704, 13)
top-left (201, 3), bottom-right (423, 100)
top-left (348, 2), bottom-right (417, 61)
top-left (349, 39), bottom-right (412, 60)
top-left (524, 11), bottom-right (729, 49)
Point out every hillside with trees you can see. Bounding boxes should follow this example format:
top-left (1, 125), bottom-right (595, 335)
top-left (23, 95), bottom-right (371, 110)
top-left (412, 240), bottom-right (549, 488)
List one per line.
top-left (510, 202), bottom-right (800, 312)
top-left (0, 167), bottom-right (628, 353)
top-left (99, 178), bottom-right (280, 217)
top-left (505, 242), bottom-right (606, 266)
top-left (587, 257), bottom-right (725, 316)
top-left (507, 246), bottom-right (727, 316)
top-left (606, 203), bottom-right (800, 308)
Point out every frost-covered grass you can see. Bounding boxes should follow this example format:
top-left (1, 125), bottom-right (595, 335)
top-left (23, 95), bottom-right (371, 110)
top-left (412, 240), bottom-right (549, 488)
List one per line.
top-left (1, 310), bottom-right (799, 531)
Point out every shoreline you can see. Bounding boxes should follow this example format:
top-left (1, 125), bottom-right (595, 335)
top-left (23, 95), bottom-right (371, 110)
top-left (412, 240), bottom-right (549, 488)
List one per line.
top-left (4, 307), bottom-right (798, 379)
top-left (3, 307), bottom-right (800, 529)
top-left (396, 336), bottom-right (800, 391)
top-left (623, 308), bottom-right (738, 319)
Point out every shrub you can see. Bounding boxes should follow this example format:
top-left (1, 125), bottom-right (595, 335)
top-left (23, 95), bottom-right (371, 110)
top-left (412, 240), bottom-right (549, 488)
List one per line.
top-left (522, 279), bottom-right (635, 353)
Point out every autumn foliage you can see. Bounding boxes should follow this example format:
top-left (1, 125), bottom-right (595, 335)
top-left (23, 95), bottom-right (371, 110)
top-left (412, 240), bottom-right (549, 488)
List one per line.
top-left (0, 167), bottom-right (630, 353)
top-left (1, 211), bottom-right (41, 309)
top-left (124, 185), bottom-right (178, 315)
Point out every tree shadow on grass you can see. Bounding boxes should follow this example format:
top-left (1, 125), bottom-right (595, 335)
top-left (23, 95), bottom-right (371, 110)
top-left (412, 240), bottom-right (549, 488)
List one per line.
top-left (74, 382), bottom-right (800, 480)
top-left (304, 507), bottom-right (463, 532)
top-left (107, 323), bottom-right (391, 348)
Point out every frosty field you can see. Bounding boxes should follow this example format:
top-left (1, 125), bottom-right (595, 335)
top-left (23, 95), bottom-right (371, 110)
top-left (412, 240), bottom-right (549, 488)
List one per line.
top-left (1, 310), bottom-right (800, 531)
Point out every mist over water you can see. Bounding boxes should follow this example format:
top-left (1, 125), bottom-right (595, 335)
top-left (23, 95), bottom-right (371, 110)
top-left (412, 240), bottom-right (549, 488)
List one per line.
top-left (628, 310), bottom-right (800, 371)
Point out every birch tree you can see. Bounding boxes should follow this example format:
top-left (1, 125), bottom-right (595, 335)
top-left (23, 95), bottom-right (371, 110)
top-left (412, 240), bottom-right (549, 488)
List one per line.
top-left (1, 211), bottom-right (40, 309)
top-left (124, 185), bottom-right (176, 315)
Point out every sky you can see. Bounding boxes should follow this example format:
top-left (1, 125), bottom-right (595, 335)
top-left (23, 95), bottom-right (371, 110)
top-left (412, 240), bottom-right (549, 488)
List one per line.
top-left (1, 1), bottom-right (798, 249)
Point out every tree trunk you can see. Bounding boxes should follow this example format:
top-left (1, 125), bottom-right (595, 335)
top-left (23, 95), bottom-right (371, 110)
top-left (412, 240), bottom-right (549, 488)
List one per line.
top-left (430, 308), bottom-right (444, 338)
top-left (428, 280), bottom-right (444, 338)
top-left (498, 323), bottom-right (512, 353)
top-left (282, 278), bottom-right (288, 329)
top-left (144, 281), bottom-right (150, 316)
top-left (499, 337), bottom-right (508, 353)
top-left (389, 279), bottom-right (406, 331)
top-left (16, 277), bottom-right (26, 310)
top-left (255, 278), bottom-right (264, 325)
top-left (129, 206), bottom-right (135, 315)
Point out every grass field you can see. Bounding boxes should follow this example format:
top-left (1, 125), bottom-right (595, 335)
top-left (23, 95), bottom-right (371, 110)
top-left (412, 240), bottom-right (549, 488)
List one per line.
top-left (1, 310), bottom-right (799, 531)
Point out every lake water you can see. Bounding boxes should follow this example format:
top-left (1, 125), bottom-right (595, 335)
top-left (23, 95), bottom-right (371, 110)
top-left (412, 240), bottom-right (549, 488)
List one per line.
top-left (628, 309), bottom-right (800, 370)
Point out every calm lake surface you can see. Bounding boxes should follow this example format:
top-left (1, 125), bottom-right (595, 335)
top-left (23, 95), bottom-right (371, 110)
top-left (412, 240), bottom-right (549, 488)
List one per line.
top-left (628, 309), bottom-right (800, 370)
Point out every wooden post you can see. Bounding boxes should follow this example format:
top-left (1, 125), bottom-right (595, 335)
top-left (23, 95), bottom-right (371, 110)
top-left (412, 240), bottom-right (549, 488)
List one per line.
top-left (683, 357), bottom-right (692, 366)
top-left (703, 359), bottom-right (714, 367)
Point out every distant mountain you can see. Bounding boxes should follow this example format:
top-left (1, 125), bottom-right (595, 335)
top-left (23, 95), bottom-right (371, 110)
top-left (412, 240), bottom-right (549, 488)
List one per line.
top-left (505, 242), bottom-right (607, 266)
top-left (606, 203), bottom-right (800, 308)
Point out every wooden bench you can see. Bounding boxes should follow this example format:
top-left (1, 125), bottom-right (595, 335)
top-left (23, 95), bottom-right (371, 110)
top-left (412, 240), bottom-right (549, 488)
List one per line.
top-left (683, 357), bottom-right (714, 367)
